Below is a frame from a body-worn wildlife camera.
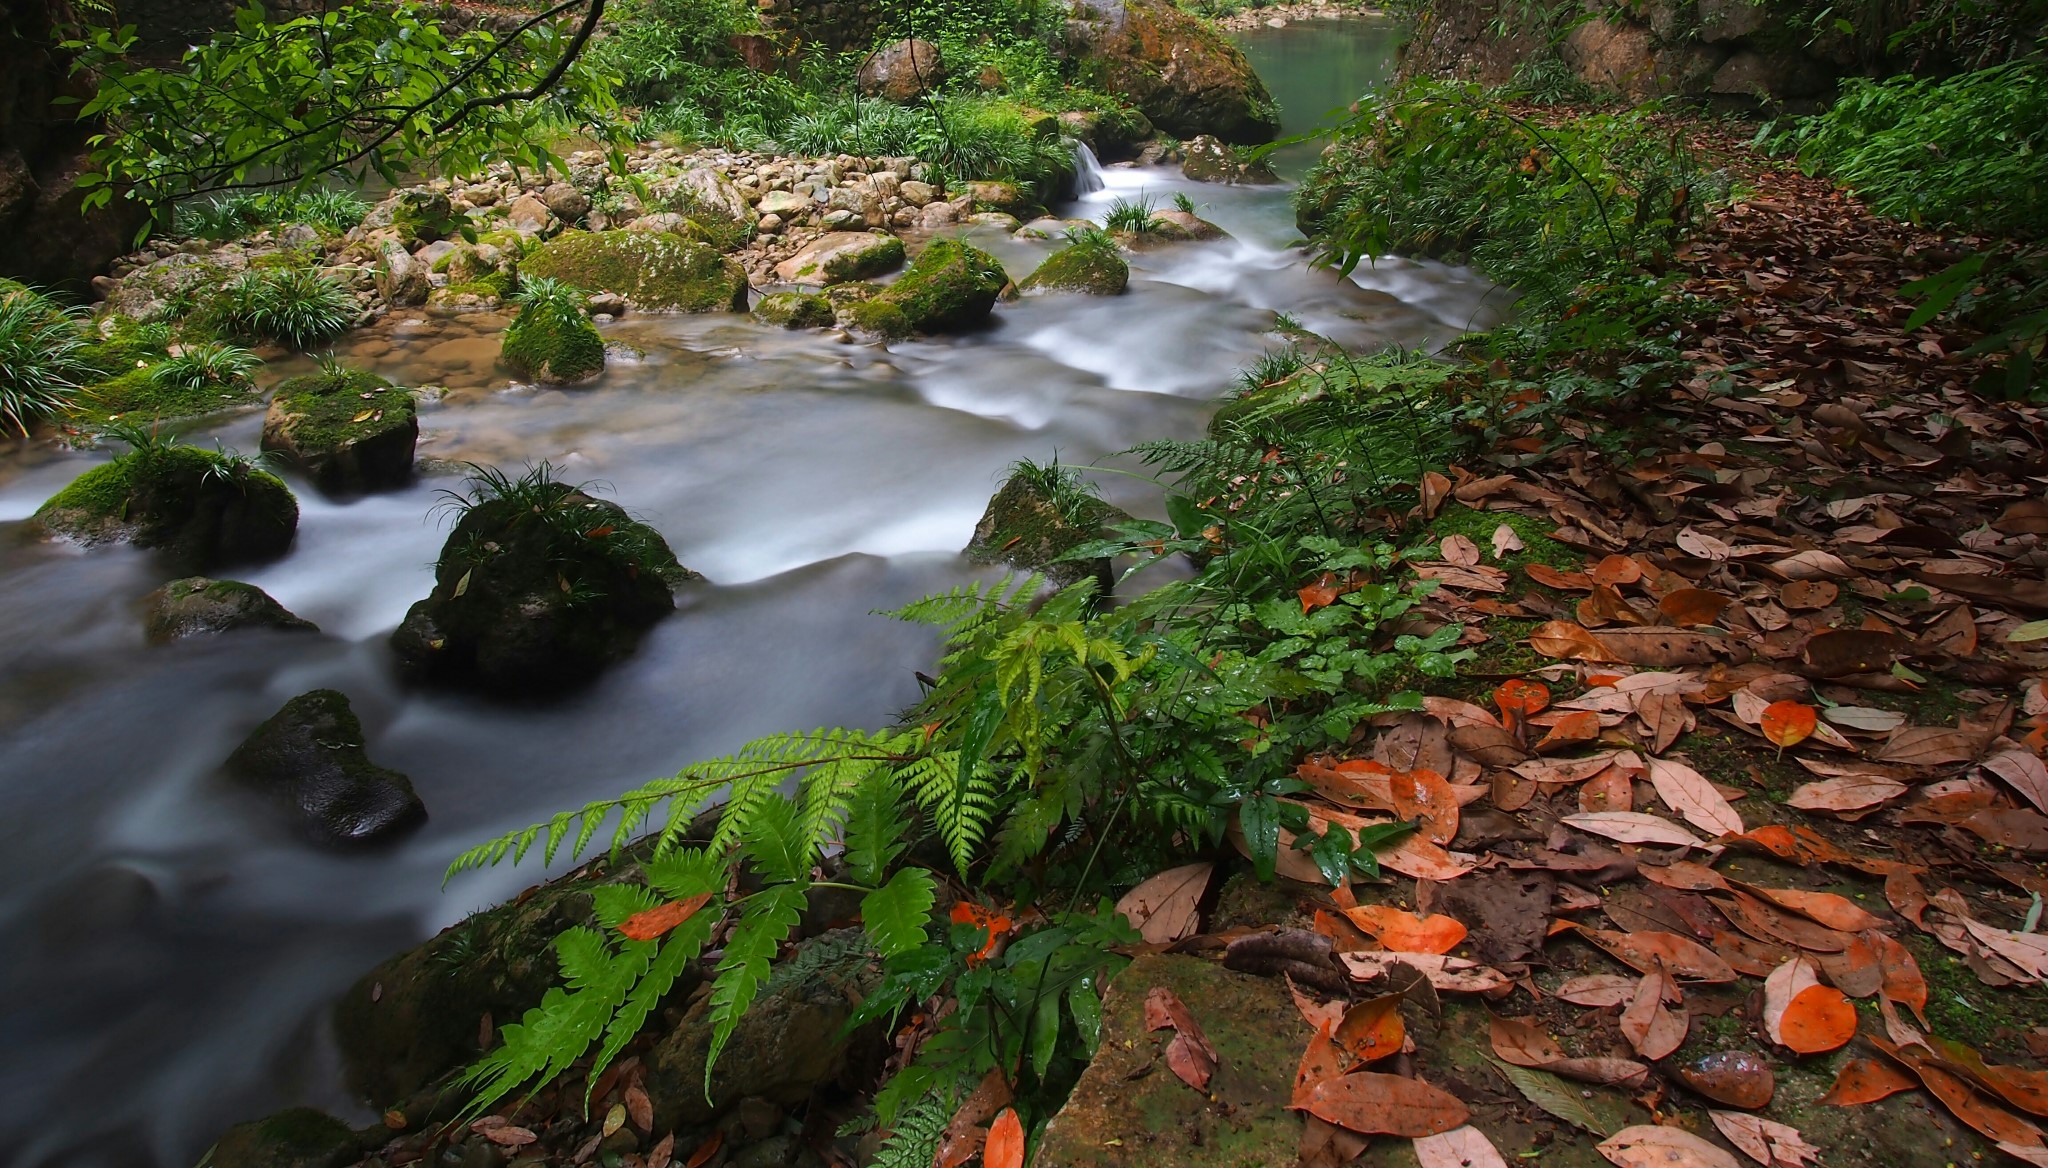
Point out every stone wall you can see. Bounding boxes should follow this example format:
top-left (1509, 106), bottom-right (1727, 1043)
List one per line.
top-left (755, 0), bottom-right (894, 52)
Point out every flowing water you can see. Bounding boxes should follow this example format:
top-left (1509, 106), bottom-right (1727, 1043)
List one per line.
top-left (0, 19), bottom-right (1499, 1167)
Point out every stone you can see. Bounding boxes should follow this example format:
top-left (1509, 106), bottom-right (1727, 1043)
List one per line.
top-left (389, 480), bottom-right (697, 694)
top-left (839, 238), bottom-right (1009, 337)
top-left (856, 38), bottom-right (945, 102)
top-left (100, 250), bottom-right (248, 319)
top-left (1564, 16), bottom-right (1658, 98)
top-left (504, 193), bottom-right (555, 235)
top-left (414, 239), bottom-right (459, 270)
top-left (367, 189), bottom-right (463, 244)
top-left (1062, 0), bottom-right (1279, 143)
top-left (1180, 134), bottom-right (1280, 184)
top-left (225, 689), bottom-right (427, 846)
top-left (519, 229), bottom-right (750, 313)
top-left (757, 214), bottom-right (784, 233)
top-left (143, 577), bottom-right (318, 643)
top-left (897, 180), bottom-right (937, 207)
top-left (757, 189), bottom-right (810, 217)
top-left (965, 463), bottom-right (1130, 592)
top-left (541, 181), bottom-right (590, 223)
top-left (1019, 236), bottom-right (1129, 295)
top-left (375, 239), bottom-right (430, 307)
top-left (32, 445), bottom-right (298, 574)
top-left (1698, 0), bottom-right (1768, 41)
top-left (754, 291), bottom-right (835, 328)
top-left (643, 929), bottom-right (880, 1129)
top-left (676, 165), bottom-right (761, 232)
top-left (625, 211), bottom-right (693, 236)
top-left (773, 231), bottom-right (906, 285)
top-left (261, 366), bottom-right (419, 494)
top-left (1712, 47), bottom-right (1832, 99)
top-left (820, 208), bottom-right (860, 230)
top-left (501, 294), bottom-right (606, 384)
top-left (966, 180), bottom-right (1031, 213)
top-left (1035, 955), bottom-right (1310, 1167)
top-left (209, 1107), bottom-right (361, 1168)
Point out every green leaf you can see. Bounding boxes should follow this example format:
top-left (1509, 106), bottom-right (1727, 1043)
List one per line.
top-left (1164, 492), bottom-right (1205, 539)
top-left (2009, 619), bottom-right (2048, 643)
top-left (703, 882), bottom-right (806, 1091)
top-left (1241, 795), bottom-right (1280, 881)
top-left (1028, 990), bottom-right (1062, 1081)
top-left (1067, 979), bottom-right (1104, 1051)
top-left (841, 775), bottom-right (909, 887)
top-left (860, 867), bottom-right (937, 959)
top-left (1308, 824), bottom-right (1354, 887)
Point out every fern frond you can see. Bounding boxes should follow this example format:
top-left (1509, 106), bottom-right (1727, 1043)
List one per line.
top-left (454, 926), bottom-right (648, 1120)
top-left (861, 867), bottom-right (936, 958)
top-left (703, 882), bottom-right (806, 1089)
top-left (870, 1090), bottom-right (953, 1168)
top-left (840, 773), bottom-right (910, 886)
top-left (587, 910), bottom-right (715, 1104)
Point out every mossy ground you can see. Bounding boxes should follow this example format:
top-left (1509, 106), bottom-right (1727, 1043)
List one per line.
top-left (754, 291), bottom-right (834, 328)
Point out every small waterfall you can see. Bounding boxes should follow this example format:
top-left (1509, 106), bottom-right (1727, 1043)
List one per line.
top-left (1071, 141), bottom-right (1107, 196)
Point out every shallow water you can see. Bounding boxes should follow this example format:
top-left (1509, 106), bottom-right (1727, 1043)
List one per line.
top-left (0, 21), bottom-right (1498, 1168)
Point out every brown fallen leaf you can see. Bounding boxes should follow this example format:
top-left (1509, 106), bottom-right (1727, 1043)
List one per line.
top-left (1413, 1126), bottom-right (1511, 1168)
top-left (1661, 588), bottom-right (1731, 627)
top-left (1799, 629), bottom-right (1905, 677)
top-left (1344, 905), bottom-right (1469, 955)
top-left (1710, 1111), bottom-right (1821, 1168)
top-left (1530, 620), bottom-right (1620, 662)
top-left (1875, 1037), bottom-right (2048, 1147)
top-left (1647, 757), bottom-right (1745, 838)
top-left (1556, 973), bottom-right (1641, 1007)
top-left (1597, 1124), bottom-right (1741, 1168)
top-left (1619, 965), bottom-right (1687, 1060)
top-left (1924, 1035), bottom-right (2048, 1118)
top-left (1787, 775), bottom-right (1909, 814)
top-left (1778, 580), bottom-right (1838, 611)
top-left (1145, 986), bottom-right (1220, 1091)
top-left (1340, 952), bottom-right (1511, 993)
top-left (1489, 1014), bottom-right (1566, 1067)
top-left (1303, 1071), bottom-right (1470, 1137)
top-left (1876, 725), bottom-right (1987, 766)
top-left (1736, 886), bottom-right (1888, 933)
top-left (1573, 925), bottom-right (1739, 982)
top-left (1678, 1050), bottom-right (1776, 1109)
top-left (1820, 1057), bottom-right (1919, 1105)
top-left (1985, 752), bottom-right (2048, 816)
top-left (618, 892), bottom-right (715, 942)
top-left (1115, 862), bottom-right (1213, 945)
top-left (1869, 930), bottom-right (1930, 1027)
top-left (934, 1069), bottom-right (1012, 1168)
top-left (1562, 811), bottom-right (1706, 849)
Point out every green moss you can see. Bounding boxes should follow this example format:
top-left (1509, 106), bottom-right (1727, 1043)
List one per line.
top-left (35, 443), bottom-right (299, 569)
top-left (268, 367), bottom-right (416, 451)
top-left (71, 363), bottom-right (263, 425)
top-left (754, 291), bottom-right (834, 328)
top-left (502, 300), bottom-right (606, 383)
top-left (1421, 504), bottom-right (1581, 575)
top-left (848, 239), bottom-right (1008, 337)
top-left (518, 229), bottom-right (748, 312)
top-left (1019, 241), bottom-right (1129, 295)
top-left (77, 317), bottom-right (170, 378)
top-left (389, 190), bottom-right (463, 244)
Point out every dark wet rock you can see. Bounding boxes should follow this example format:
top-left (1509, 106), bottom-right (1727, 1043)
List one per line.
top-left (754, 290), bottom-right (834, 328)
top-left (261, 366), bottom-right (418, 494)
top-left (519, 229), bottom-right (750, 313)
top-left (644, 928), bottom-right (882, 1129)
top-left (208, 1107), bottom-right (363, 1168)
top-left (225, 689), bottom-right (426, 846)
top-left (1036, 954), bottom-right (1308, 1167)
top-left (1062, 0), bottom-right (1279, 144)
top-left (1019, 238), bottom-right (1129, 295)
top-left (144, 576), bottom-right (317, 643)
top-left (1180, 134), bottom-right (1279, 184)
top-left (31, 444), bottom-right (298, 573)
top-left (856, 38), bottom-right (945, 102)
top-left (390, 482), bottom-right (697, 694)
top-left (840, 238), bottom-right (1008, 337)
top-left (965, 466), bottom-right (1130, 593)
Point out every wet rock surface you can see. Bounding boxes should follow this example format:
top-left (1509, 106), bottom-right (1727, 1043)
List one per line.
top-left (143, 577), bottom-right (318, 643)
top-left (224, 689), bottom-right (426, 847)
top-left (261, 367), bottom-right (419, 494)
top-left (32, 445), bottom-right (299, 574)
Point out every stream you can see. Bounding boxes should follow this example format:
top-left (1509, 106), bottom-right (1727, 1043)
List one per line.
top-left (0, 19), bottom-right (1503, 1168)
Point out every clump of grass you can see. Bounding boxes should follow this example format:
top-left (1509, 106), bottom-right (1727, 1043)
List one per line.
top-left (149, 342), bottom-right (261, 393)
top-left (213, 268), bottom-right (358, 349)
top-left (1005, 455), bottom-right (1103, 525)
top-left (1103, 194), bottom-right (1161, 235)
top-left (1172, 192), bottom-right (1199, 215)
top-left (1239, 345), bottom-right (1308, 391)
top-left (0, 282), bottom-right (93, 435)
top-left (175, 188), bottom-right (372, 241)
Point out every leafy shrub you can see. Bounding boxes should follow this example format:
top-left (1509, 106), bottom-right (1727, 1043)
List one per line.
top-left (0, 283), bottom-right (93, 434)
top-left (210, 268), bottom-right (358, 348)
top-left (176, 193), bottom-right (270, 241)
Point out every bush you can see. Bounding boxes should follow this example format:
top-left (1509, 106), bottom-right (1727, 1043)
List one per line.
top-left (0, 282), bottom-right (93, 434)
top-left (208, 268), bottom-right (359, 348)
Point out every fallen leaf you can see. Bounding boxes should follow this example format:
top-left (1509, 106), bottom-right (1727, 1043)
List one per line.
top-left (1527, 563), bottom-right (1596, 591)
top-left (1679, 1050), bottom-right (1776, 1109)
top-left (1145, 986), bottom-right (1219, 1091)
top-left (1414, 1126), bottom-right (1511, 1168)
top-left (1760, 701), bottom-right (1817, 749)
top-left (1876, 726), bottom-right (1985, 766)
top-left (684, 1131), bottom-right (723, 1168)
top-left (1332, 993), bottom-right (1408, 1066)
top-left (1442, 534), bottom-right (1481, 566)
top-left (626, 1084), bottom-right (652, 1132)
top-left (935, 1069), bottom-right (1012, 1168)
top-left (1344, 905), bottom-right (1469, 955)
top-left (1822, 706), bottom-right (1907, 734)
top-left (1619, 965), bottom-right (1688, 1060)
top-left (1787, 775), bottom-right (1908, 813)
top-left (1300, 572), bottom-right (1343, 614)
top-left (1677, 529), bottom-right (1733, 562)
top-left (1562, 811), bottom-right (1706, 849)
top-left (1648, 757), bottom-right (1746, 838)
top-left (647, 1133), bottom-right (674, 1168)
top-left (1597, 1124), bottom-right (1740, 1168)
top-left (1710, 1111), bottom-right (1821, 1167)
top-left (1557, 974), bottom-right (1641, 1007)
top-left (1985, 752), bottom-right (2048, 816)
top-left (1115, 863), bottom-right (1213, 945)
top-left (984, 1109), bottom-right (1023, 1168)
top-left (1870, 930), bottom-right (1930, 1027)
top-left (1924, 1035), bottom-right (2048, 1118)
top-left (1340, 952), bottom-right (1511, 993)
top-left (1491, 1058), bottom-right (1615, 1136)
top-left (1304, 1072), bottom-right (1470, 1137)
top-left (1661, 588), bottom-right (1731, 627)
top-left (1537, 710), bottom-right (1604, 751)
top-left (1781, 985), bottom-right (1858, 1054)
top-left (1490, 1014), bottom-right (1565, 1067)
top-left (1575, 926), bottom-right (1739, 982)
top-left (618, 893), bottom-right (715, 942)
top-left (1820, 1057), bottom-right (1920, 1105)
top-left (1494, 679), bottom-right (1552, 718)
top-left (1530, 620), bottom-right (1619, 662)
top-left (1800, 629), bottom-right (1904, 677)
top-left (1779, 580), bottom-right (1838, 611)
top-left (1490, 524), bottom-right (1525, 561)
top-left (1739, 886), bottom-right (1887, 933)
top-left (1963, 918), bottom-right (2048, 981)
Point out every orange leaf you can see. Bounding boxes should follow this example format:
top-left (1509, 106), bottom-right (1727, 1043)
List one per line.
top-left (685, 1132), bottom-right (724, 1168)
top-left (1489, 1014), bottom-right (1566, 1067)
top-left (1293, 1024), bottom-right (1350, 1107)
top-left (1870, 930), bottom-right (1929, 1027)
top-left (984, 1108), bottom-right (1024, 1168)
top-left (1529, 620), bottom-right (1619, 662)
top-left (1659, 587), bottom-right (1730, 627)
top-left (1302, 1071), bottom-right (1469, 1137)
top-left (617, 892), bottom-right (714, 941)
top-left (1390, 767), bottom-right (1460, 845)
top-left (1820, 1057), bottom-right (1919, 1105)
top-left (1590, 554), bottom-right (1644, 586)
top-left (1343, 904), bottom-right (1468, 955)
top-left (1536, 710), bottom-right (1603, 752)
top-left (1300, 572), bottom-right (1342, 614)
top-left (1780, 985), bottom-right (1858, 1054)
top-left (1493, 679), bottom-right (1551, 717)
top-left (951, 901), bottom-right (1013, 966)
top-left (1761, 701), bottom-right (1818, 749)
top-left (1332, 994), bottom-right (1407, 1065)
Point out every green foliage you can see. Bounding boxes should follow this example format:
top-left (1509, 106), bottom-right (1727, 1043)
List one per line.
top-left (0, 282), bottom-right (93, 435)
top-left (148, 343), bottom-right (260, 392)
top-left (1003, 456), bottom-right (1103, 526)
top-left (66, 0), bottom-right (621, 219)
top-left (867, 1091), bottom-right (952, 1168)
top-left (1103, 194), bottom-right (1162, 235)
top-left (208, 268), bottom-right (358, 349)
top-left (502, 277), bottom-right (606, 382)
top-left (173, 189), bottom-right (371, 240)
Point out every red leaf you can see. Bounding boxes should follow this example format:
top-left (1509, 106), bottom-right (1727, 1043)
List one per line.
top-left (1761, 701), bottom-right (1818, 749)
top-left (617, 892), bottom-right (714, 941)
top-left (984, 1108), bottom-right (1024, 1168)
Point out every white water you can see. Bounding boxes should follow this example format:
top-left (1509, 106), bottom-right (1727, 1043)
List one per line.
top-left (0, 40), bottom-right (1505, 1168)
top-left (1070, 140), bottom-right (1107, 196)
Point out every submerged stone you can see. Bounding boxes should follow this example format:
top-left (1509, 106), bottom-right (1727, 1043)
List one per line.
top-left (519, 229), bottom-right (750, 313)
top-left (208, 1106), bottom-right (362, 1168)
top-left (225, 689), bottom-right (426, 846)
top-left (261, 366), bottom-right (419, 494)
top-left (32, 444), bottom-right (298, 573)
top-left (144, 577), bottom-right (318, 643)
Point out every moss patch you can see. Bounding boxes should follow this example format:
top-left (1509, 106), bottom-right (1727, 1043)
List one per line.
top-left (754, 291), bottom-right (834, 329)
top-left (519, 229), bottom-right (749, 312)
top-left (844, 238), bottom-right (1009, 337)
top-left (262, 366), bottom-right (419, 493)
top-left (501, 300), bottom-right (606, 384)
top-left (1019, 241), bottom-right (1129, 295)
top-left (71, 364), bottom-right (264, 426)
top-left (34, 443), bottom-right (298, 571)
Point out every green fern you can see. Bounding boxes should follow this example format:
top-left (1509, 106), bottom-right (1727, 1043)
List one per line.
top-left (870, 1090), bottom-right (954, 1168)
top-left (703, 882), bottom-right (807, 1085)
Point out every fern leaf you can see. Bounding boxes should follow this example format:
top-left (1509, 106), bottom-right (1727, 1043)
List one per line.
top-left (587, 909), bottom-right (715, 1104)
top-left (641, 846), bottom-right (724, 901)
top-left (860, 867), bottom-right (936, 958)
top-left (590, 884), bottom-right (661, 929)
top-left (869, 1089), bottom-right (952, 1168)
top-left (703, 882), bottom-right (806, 1089)
top-left (839, 774), bottom-right (909, 886)
top-left (739, 794), bottom-right (810, 884)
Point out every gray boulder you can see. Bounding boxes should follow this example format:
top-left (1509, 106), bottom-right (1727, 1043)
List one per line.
top-left (857, 39), bottom-right (945, 102)
top-left (144, 577), bottom-right (317, 643)
top-left (225, 689), bottom-right (426, 846)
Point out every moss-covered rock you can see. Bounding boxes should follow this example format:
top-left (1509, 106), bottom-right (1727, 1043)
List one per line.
top-left (261, 367), bottom-right (418, 494)
top-left (385, 189), bottom-right (464, 245)
top-left (208, 1106), bottom-right (362, 1168)
top-left (519, 229), bottom-right (750, 312)
top-left (33, 444), bottom-right (299, 573)
top-left (1019, 240), bottom-right (1130, 295)
top-left (70, 363), bottom-right (265, 426)
top-left (842, 239), bottom-right (1009, 338)
top-left (965, 465), bottom-right (1130, 593)
top-left (144, 577), bottom-right (318, 643)
top-left (754, 291), bottom-right (835, 328)
top-left (771, 231), bottom-right (906, 286)
top-left (1064, 0), bottom-right (1280, 144)
top-left (225, 689), bottom-right (426, 846)
top-left (389, 482), bottom-right (698, 694)
top-left (1180, 134), bottom-right (1281, 184)
top-left (501, 296), bottom-right (606, 384)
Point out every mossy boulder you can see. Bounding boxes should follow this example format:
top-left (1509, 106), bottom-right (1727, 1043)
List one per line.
top-left (389, 483), bottom-right (699, 694)
top-left (771, 231), bottom-right (906, 286)
top-left (208, 1106), bottom-right (362, 1168)
top-left (384, 189), bottom-right (464, 245)
top-left (1063, 0), bottom-right (1280, 144)
top-left (225, 689), bottom-right (426, 846)
top-left (261, 367), bottom-right (418, 494)
top-left (33, 445), bottom-right (299, 573)
top-left (1020, 241), bottom-right (1130, 295)
top-left (501, 297), bottom-right (606, 384)
top-left (71, 363), bottom-right (265, 426)
top-left (965, 466), bottom-right (1130, 592)
top-left (519, 229), bottom-right (750, 312)
top-left (842, 239), bottom-right (1009, 338)
top-left (144, 577), bottom-right (317, 643)
top-left (754, 291), bottom-right (835, 328)
top-left (1181, 134), bottom-right (1281, 184)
